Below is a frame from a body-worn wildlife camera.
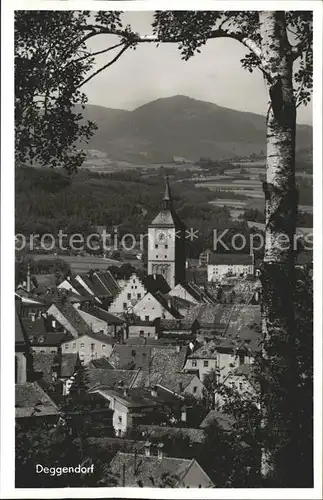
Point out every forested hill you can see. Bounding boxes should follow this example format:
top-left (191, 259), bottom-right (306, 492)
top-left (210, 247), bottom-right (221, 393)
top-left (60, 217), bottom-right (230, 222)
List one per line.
top-left (79, 95), bottom-right (312, 163)
top-left (15, 166), bottom-right (239, 243)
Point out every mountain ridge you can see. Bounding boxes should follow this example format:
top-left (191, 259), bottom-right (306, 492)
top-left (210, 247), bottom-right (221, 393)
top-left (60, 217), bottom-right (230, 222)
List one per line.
top-left (79, 95), bottom-right (312, 163)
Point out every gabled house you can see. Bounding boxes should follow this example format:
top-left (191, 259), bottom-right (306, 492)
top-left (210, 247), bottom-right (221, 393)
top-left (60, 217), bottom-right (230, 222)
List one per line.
top-left (63, 332), bottom-right (114, 365)
top-left (47, 302), bottom-right (94, 338)
top-left (75, 270), bottom-right (120, 308)
top-left (184, 341), bottom-right (219, 381)
top-left (156, 372), bottom-right (205, 399)
top-left (133, 346), bottom-right (188, 389)
top-left (128, 319), bottom-right (159, 341)
top-left (109, 273), bottom-right (146, 315)
top-left (89, 386), bottom-right (183, 437)
top-left (207, 253), bottom-right (254, 282)
top-left (108, 446), bottom-right (214, 487)
top-left (133, 291), bottom-right (182, 322)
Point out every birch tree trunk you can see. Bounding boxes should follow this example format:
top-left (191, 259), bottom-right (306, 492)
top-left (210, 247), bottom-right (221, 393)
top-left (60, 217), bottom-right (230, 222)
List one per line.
top-left (259, 12), bottom-right (300, 486)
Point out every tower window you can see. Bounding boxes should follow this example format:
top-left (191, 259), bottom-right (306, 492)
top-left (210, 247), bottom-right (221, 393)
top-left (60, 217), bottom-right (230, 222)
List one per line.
top-left (156, 255), bottom-right (158, 258)
top-left (155, 244), bottom-right (158, 249)
top-left (165, 244), bottom-right (168, 249)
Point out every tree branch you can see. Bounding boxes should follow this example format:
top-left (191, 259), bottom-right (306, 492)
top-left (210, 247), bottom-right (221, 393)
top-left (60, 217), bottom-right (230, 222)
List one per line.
top-left (78, 25), bottom-right (263, 60)
top-left (76, 43), bottom-right (130, 89)
top-left (73, 42), bottom-right (125, 63)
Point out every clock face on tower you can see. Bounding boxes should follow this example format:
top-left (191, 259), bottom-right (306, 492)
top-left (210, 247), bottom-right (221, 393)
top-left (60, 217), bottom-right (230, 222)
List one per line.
top-left (156, 230), bottom-right (167, 243)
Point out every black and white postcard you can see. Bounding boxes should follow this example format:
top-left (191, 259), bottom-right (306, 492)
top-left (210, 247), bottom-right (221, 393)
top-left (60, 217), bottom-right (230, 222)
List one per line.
top-left (1, 0), bottom-right (322, 498)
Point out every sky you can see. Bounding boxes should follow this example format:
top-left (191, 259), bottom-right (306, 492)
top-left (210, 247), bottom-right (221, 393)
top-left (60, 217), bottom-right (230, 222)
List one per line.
top-left (83, 11), bottom-right (312, 125)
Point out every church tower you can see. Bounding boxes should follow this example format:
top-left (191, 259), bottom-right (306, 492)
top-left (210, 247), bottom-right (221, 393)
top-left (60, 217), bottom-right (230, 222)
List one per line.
top-left (147, 177), bottom-right (186, 289)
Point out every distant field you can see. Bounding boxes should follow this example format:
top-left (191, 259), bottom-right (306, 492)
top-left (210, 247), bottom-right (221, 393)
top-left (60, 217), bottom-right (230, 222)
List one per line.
top-left (28, 254), bottom-right (124, 273)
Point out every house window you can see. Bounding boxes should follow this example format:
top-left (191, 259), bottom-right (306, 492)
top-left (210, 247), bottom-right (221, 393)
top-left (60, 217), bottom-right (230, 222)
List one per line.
top-left (203, 360), bottom-right (209, 367)
top-left (102, 344), bottom-right (106, 350)
top-left (139, 330), bottom-right (144, 337)
top-left (133, 279), bottom-right (136, 283)
top-left (131, 350), bottom-right (136, 357)
top-left (239, 353), bottom-right (245, 365)
top-left (137, 293), bottom-right (141, 299)
top-left (165, 244), bottom-right (168, 249)
top-left (80, 343), bottom-right (84, 349)
top-left (192, 360), bottom-right (197, 367)
top-left (51, 350), bottom-right (56, 353)
top-left (91, 343), bottom-right (95, 351)
top-left (155, 244), bottom-right (158, 249)
top-left (65, 344), bottom-right (69, 349)
top-left (118, 416), bottom-right (122, 423)
top-left (145, 315), bottom-right (149, 321)
top-left (123, 303), bottom-right (127, 309)
top-left (127, 293), bottom-right (131, 300)
top-left (164, 255), bottom-right (167, 258)
top-left (156, 255), bottom-right (159, 258)
top-left (72, 342), bottom-right (76, 348)
top-left (239, 382), bottom-right (243, 390)
top-left (193, 386), bottom-right (198, 393)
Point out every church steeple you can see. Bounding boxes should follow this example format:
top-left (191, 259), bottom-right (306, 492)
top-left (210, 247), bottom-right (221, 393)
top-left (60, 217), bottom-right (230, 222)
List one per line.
top-left (162, 176), bottom-right (172, 210)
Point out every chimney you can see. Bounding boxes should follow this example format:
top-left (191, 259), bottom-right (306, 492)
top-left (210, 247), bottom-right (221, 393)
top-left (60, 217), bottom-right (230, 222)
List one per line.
top-left (151, 386), bottom-right (157, 397)
top-left (157, 443), bottom-right (164, 460)
top-left (144, 441), bottom-right (151, 457)
top-left (26, 263), bottom-right (31, 293)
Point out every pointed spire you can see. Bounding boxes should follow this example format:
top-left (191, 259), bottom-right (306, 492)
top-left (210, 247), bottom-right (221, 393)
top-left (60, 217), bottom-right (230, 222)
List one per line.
top-left (162, 176), bottom-right (172, 210)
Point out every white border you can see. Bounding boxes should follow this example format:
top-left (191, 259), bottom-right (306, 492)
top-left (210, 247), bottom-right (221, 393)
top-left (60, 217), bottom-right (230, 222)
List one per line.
top-left (1, 1), bottom-right (322, 499)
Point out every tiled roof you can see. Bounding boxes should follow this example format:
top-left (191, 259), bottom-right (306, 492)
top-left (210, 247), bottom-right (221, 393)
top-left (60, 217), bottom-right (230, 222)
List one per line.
top-left (77, 270), bottom-right (120, 299)
top-left (133, 346), bottom-right (188, 388)
top-left (189, 341), bottom-right (220, 359)
top-left (208, 253), bottom-right (253, 265)
top-left (149, 291), bottom-right (182, 319)
top-left (87, 357), bottom-right (115, 369)
top-left (21, 317), bottom-right (48, 335)
top-left (160, 318), bottom-right (198, 330)
top-left (53, 303), bottom-right (94, 335)
top-left (137, 425), bottom-right (205, 444)
top-left (144, 274), bottom-right (171, 295)
top-left (109, 452), bottom-right (210, 487)
top-left (165, 295), bottom-right (194, 311)
top-left (15, 382), bottom-right (59, 418)
top-left (87, 305), bottom-right (123, 325)
top-left (67, 331), bottom-right (115, 345)
top-left (109, 345), bottom-right (152, 370)
top-left (93, 386), bottom-right (179, 409)
top-left (150, 208), bottom-right (185, 229)
top-left (199, 409), bottom-right (235, 432)
top-left (157, 373), bottom-right (197, 394)
top-left (86, 368), bottom-right (139, 391)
